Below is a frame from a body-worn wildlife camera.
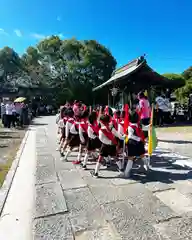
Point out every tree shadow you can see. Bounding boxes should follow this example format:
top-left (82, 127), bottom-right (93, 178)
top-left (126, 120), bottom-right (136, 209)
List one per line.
top-left (0, 145), bottom-right (8, 148)
top-left (30, 122), bottom-right (48, 126)
top-left (132, 154), bottom-right (192, 184)
top-left (63, 147), bottom-right (192, 185)
top-left (159, 139), bottom-right (192, 144)
top-left (0, 135), bottom-right (20, 139)
top-left (158, 122), bottom-right (192, 128)
top-left (94, 151), bottom-right (192, 184)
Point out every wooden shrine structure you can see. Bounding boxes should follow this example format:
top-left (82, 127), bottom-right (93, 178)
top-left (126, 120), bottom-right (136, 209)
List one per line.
top-left (92, 56), bottom-right (183, 106)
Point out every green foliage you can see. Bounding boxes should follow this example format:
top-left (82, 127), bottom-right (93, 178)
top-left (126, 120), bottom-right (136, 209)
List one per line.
top-left (162, 73), bottom-right (185, 88)
top-left (182, 66), bottom-right (192, 80)
top-left (0, 36), bottom-right (116, 105)
top-left (162, 72), bottom-right (192, 104)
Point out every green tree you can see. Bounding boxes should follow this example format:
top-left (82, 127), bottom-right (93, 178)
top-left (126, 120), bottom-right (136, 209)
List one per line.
top-left (0, 36), bottom-right (116, 105)
top-left (174, 67), bottom-right (192, 103)
top-left (0, 47), bottom-right (23, 89)
top-left (182, 66), bottom-right (192, 81)
top-left (163, 73), bottom-right (185, 88)
top-left (35, 37), bottom-right (116, 104)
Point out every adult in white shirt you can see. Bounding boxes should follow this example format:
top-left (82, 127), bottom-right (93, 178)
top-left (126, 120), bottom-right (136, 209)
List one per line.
top-left (5, 101), bottom-right (13, 128)
top-left (155, 95), bottom-right (166, 126)
top-left (12, 103), bottom-right (17, 127)
top-left (155, 94), bottom-right (171, 125)
top-left (1, 101), bottom-right (6, 127)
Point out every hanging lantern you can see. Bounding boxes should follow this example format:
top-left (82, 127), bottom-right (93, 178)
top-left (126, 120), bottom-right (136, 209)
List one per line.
top-left (144, 90), bottom-right (148, 96)
top-left (111, 87), bottom-right (118, 96)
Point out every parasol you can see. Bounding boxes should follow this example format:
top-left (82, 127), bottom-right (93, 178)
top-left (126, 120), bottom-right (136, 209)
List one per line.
top-left (14, 97), bottom-right (26, 103)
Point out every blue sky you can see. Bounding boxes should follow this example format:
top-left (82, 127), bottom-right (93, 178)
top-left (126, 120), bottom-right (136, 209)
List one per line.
top-left (0, 0), bottom-right (192, 74)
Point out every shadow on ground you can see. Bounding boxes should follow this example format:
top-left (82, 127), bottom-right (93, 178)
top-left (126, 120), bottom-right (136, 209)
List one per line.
top-left (30, 122), bottom-right (48, 126)
top-left (0, 135), bottom-right (20, 139)
top-left (134, 152), bottom-right (192, 184)
top-left (158, 121), bottom-right (192, 128)
top-left (159, 139), bottom-right (192, 144)
top-left (91, 151), bottom-right (192, 185)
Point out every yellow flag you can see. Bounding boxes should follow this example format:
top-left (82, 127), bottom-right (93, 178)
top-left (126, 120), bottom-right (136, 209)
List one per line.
top-left (144, 90), bottom-right (148, 96)
top-left (148, 105), bottom-right (157, 156)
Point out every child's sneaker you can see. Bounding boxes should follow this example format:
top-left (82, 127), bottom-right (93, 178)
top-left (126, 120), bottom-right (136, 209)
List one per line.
top-left (80, 163), bottom-right (87, 170)
top-left (91, 170), bottom-right (98, 178)
top-left (72, 160), bottom-right (81, 165)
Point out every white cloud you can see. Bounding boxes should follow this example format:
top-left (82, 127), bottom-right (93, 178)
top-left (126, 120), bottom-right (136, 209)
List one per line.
top-left (14, 29), bottom-right (22, 37)
top-left (0, 28), bottom-right (8, 35)
top-left (57, 16), bottom-right (61, 21)
top-left (58, 33), bottom-right (65, 39)
top-left (30, 32), bottom-right (65, 40)
top-left (30, 33), bottom-right (46, 39)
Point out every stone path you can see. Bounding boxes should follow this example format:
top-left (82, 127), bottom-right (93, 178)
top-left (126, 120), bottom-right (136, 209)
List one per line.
top-left (157, 129), bottom-right (192, 158)
top-left (33, 116), bottom-right (192, 240)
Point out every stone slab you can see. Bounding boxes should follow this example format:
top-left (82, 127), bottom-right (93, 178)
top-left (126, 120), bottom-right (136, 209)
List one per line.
top-left (66, 156), bottom-right (79, 162)
top-left (64, 187), bottom-right (98, 217)
top-left (69, 203), bottom-right (118, 239)
top-left (36, 155), bottom-right (55, 168)
top-left (37, 152), bottom-right (52, 156)
top-left (123, 184), bottom-right (178, 223)
top-left (145, 181), bottom-right (175, 193)
top-left (33, 215), bottom-right (73, 240)
top-left (36, 145), bottom-right (49, 151)
top-left (67, 188), bottom-right (118, 237)
top-left (36, 165), bottom-right (57, 185)
top-left (102, 201), bottom-right (165, 240)
top-left (36, 149), bottom-right (51, 155)
top-left (155, 189), bottom-right (192, 215)
top-left (55, 160), bottom-right (76, 171)
top-left (35, 182), bottom-right (68, 218)
top-left (90, 184), bottom-right (133, 205)
top-left (90, 183), bottom-right (177, 223)
top-left (71, 221), bottom-right (117, 240)
top-left (58, 169), bottom-right (87, 190)
top-left (36, 138), bottom-right (48, 144)
top-left (82, 176), bottom-right (113, 187)
top-left (154, 217), bottom-right (192, 240)
top-left (110, 177), bottom-right (137, 186)
top-left (172, 180), bottom-right (192, 198)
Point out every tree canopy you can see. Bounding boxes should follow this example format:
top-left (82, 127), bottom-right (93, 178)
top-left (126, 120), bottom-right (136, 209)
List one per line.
top-left (162, 71), bottom-right (192, 103)
top-left (1, 35), bottom-right (192, 105)
top-left (177, 67), bottom-right (192, 103)
top-left (0, 36), bottom-right (117, 105)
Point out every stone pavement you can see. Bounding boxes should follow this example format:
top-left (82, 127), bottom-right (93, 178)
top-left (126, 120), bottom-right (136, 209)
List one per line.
top-left (33, 116), bottom-right (192, 240)
top-left (157, 130), bottom-right (192, 158)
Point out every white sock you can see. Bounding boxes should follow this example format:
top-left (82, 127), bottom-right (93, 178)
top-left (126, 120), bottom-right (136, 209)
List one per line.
top-left (91, 152), bottom-right (98, 159)
top-left (124, 160), bottom-right (133, 177)
top-left (95, 162), bottom-right (101, 174)
top-left (83, 153), bottom-right (89, 166)
top-left (116, 160), bottom-right (122, 170)
top-left (77, 152), bottom-right (82, 161)
top-left (105, 156), bottom-right (111, 163)
top-left (64, 149), bottom-right (70, 160)
top-left (142, 156), bottom-right (150, 170)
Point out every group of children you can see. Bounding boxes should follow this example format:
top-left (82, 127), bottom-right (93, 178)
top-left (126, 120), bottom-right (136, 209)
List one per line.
top-left (56, 102), bottom-right (150, 178)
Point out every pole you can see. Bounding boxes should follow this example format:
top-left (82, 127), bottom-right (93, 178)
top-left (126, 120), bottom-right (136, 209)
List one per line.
top-left (122, 138), bottom-right (126, 170)
top-left (108, 92), bottom-right (110, 106)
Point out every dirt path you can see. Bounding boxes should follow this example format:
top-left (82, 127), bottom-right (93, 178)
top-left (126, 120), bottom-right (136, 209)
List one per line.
top-left (0, 128), bottom-right (26, 186)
